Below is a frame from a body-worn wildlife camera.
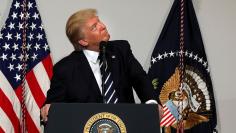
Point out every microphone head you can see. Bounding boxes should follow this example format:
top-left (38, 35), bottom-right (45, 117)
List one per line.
top-left (99, 41), bottom-right (107, 51)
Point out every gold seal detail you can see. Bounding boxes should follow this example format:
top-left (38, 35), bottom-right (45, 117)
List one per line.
top-left (83, 112), bottom-right (127, 133)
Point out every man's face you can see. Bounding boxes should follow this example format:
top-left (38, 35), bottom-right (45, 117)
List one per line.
top-left (80, 16), bottom-right (110, 51)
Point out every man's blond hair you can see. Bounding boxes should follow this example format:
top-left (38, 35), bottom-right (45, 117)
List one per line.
top-left (66, 9), bottom-right (97, 50)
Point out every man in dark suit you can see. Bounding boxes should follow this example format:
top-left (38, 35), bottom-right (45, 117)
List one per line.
top-left (41, 8), bottom-right (162, 122)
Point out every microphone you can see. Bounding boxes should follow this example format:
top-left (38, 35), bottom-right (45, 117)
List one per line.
top-left (99, 41), bottom-right (107, 103)
top-left (99, 41), bottom-right (107, 53)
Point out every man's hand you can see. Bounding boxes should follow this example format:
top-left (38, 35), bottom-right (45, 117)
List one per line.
top-left (40, 104), bottom-right (51, 122)
top-left (158, 104), bottom-right (163, 121)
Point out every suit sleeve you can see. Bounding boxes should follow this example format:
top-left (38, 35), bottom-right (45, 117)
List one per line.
top-left (45, 63), bottom-right (67, 104)
top-left (123, 41), bottom-right (157, 103)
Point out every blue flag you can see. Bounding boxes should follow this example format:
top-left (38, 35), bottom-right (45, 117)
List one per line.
top-left (148, 0), bottom-right (217, 132)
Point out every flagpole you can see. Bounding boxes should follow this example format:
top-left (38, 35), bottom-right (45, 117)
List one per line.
top-left (21, 0), bottom-right (28, 132)
top-left (177, 0), bottom-right (185, 132)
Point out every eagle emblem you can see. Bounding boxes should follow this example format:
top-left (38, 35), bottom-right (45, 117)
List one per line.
top-left (159, 66), bottom-right (212, 131)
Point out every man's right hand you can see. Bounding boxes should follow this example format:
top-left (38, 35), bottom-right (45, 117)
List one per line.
top-left (40, 104), bottom-right (51, 122)
top-left (158, 104), bottom-right (163, 121)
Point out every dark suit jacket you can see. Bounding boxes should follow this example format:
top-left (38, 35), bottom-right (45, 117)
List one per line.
top-left (46, 40), bottom-right (156, 104)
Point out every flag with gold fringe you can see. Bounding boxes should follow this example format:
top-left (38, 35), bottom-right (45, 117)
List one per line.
top-left (148, 0), bottom-right (217, 132)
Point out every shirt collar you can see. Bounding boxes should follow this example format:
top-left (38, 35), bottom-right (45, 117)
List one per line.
top-left (83, 49), bottom-right (99, 64)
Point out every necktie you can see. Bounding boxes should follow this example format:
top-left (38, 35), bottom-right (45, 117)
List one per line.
top-left (99, 54), bottom-right (118, 104)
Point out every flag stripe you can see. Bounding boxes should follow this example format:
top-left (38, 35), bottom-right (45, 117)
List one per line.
top-left (165, 117), bottom-right (175, 127)
top-left (42, 55), bottom-right (53, 79)
top-left (0, 71), bottom-right (21, 119)
top-left (161, 115), bottom-right (175, 126)
top-left (14, 86), bottom-right (23, 108)
top-left (0, 126), bottom-right (5, 133)
top-left (0, 89), bottom-right (20, 133)
top-left (0, 108), bottom-right (15, 133)
top-left (161, 111), bottom-right (172, 122)
top-left (13, 81), bottom-right (40, 133)
top-left (166, 118), bottom-right (176, 127)
top-left (25, 110), bottom-right (39, 133)
top-left (33, 62), bottom-right (50, 97)
top-left (26, 71), bottom-right (46, 108)
top-left (24, 81), bottom-right (41, 131)
top-left (163, 106), bottom-right (168, 113)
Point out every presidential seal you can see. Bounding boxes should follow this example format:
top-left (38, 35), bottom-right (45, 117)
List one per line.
top-left (83, 112), bottom-right (127, 133)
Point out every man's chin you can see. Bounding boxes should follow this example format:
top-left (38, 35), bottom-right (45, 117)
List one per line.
top-left (103, 34), bottom-right (110, 42)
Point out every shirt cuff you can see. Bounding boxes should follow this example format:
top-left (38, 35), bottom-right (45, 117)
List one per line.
top-left (145, 99), bottom-right (158, 104)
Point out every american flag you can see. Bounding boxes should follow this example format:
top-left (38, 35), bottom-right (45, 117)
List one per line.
top-left (160, 100), bottom-right (179, 127)
top-left (0, 0), bottom-right (53, 132)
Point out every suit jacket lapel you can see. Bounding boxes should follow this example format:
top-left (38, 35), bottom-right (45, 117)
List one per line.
top-left (106, 49), bottom-right (120, 94)
top-left (76, 51), bottom-right (102, 97)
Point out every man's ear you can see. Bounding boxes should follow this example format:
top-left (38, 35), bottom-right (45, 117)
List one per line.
top-left (78, 39), bottom-right (88, 47)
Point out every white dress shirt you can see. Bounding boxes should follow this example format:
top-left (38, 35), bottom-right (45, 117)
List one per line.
top-left (83, 49), bottom-right (103, 93)
top-left (83, 49), bottom-right (157, 104)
